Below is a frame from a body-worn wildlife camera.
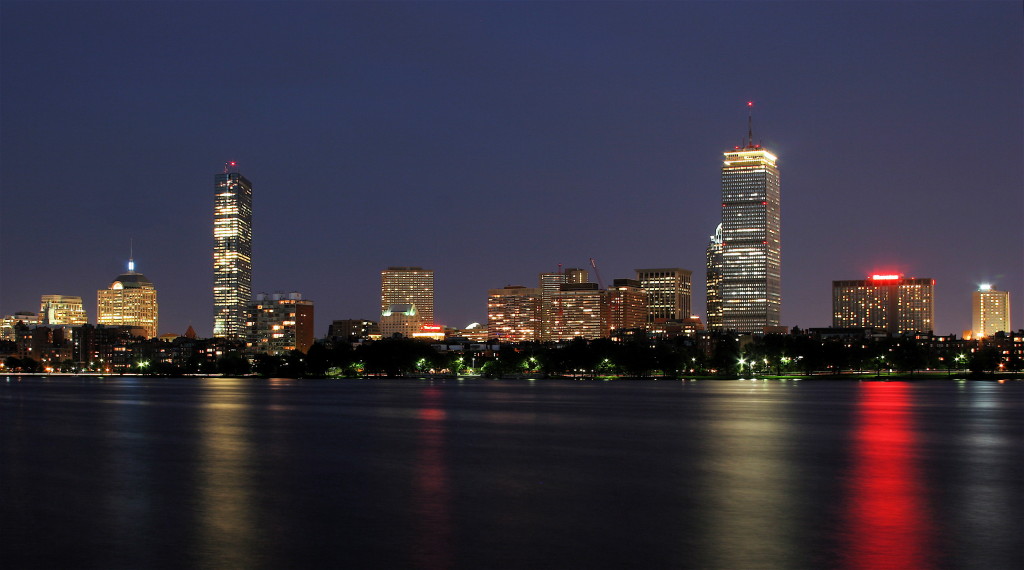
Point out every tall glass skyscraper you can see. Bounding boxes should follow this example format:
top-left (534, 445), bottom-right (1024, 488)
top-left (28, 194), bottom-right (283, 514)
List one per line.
top-left (213, 164), bottom-right (253, 338)
top-left (718, 110), bottom-right (780, 333)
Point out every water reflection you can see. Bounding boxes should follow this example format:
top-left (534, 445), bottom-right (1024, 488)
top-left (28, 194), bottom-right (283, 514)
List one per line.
top-left (698, 384), bottom-right (799, 568)
top-left (842, 382), bottom-right (935, 569)
top-left (412, 385), bottom-right (453, 568)
top-left (195, 378), bottom-right (261, 567)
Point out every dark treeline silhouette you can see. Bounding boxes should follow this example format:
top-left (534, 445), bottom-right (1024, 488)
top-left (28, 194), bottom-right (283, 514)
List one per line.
top-left (4, 332), bottom-right (1016, 379)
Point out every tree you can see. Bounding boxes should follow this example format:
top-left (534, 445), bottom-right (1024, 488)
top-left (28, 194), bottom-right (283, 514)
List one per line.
top-left (969, 347), bottom-right (1000, 376)
top-left (217, 352), bottom-right (252, 376)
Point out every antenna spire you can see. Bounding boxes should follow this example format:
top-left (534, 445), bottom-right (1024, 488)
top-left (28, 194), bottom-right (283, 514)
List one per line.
top-left (128, 238), bottom-right (135, 272)
top-left (746, 101), bottom-right (754, 147)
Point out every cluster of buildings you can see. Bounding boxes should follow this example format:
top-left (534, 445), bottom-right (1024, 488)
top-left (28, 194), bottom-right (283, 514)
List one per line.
top-left (2, 111), bottom-right (1016, 371)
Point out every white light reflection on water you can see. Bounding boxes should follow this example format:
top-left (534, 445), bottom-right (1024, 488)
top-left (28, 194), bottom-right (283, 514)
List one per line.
top-left (195, 378), bottom-right (262, 568)
top-left (696, 381), bottom-right (801, 569)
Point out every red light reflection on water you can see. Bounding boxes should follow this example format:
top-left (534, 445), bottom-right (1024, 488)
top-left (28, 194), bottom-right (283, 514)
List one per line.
top-left (412, 386), bottom-right (453, 568)
top-left (842, 383), bottom-right (935, 569)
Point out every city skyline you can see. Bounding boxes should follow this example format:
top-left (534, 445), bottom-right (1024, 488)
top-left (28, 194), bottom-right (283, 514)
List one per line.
top-left (1, 2), bottom-right (1020, 337)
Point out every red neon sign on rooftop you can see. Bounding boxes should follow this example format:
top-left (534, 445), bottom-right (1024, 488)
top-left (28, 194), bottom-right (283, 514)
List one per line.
top-left (870, 274), bottom-right (903, 281)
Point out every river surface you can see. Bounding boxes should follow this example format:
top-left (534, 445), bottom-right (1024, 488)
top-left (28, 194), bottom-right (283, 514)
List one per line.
top-left (2, 377), bottom-right (1021, 569)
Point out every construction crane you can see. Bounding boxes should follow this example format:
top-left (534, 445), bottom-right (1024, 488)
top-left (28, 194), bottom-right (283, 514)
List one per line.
top-left (589, 258), bottom-right (605, 289)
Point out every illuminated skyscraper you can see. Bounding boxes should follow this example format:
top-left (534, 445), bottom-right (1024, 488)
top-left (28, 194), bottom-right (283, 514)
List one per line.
top-left (97, 258), bottom-right (159, 338)
top-left (972, 285), bottom-right (1010, 337)
top-left (832, 274), bottom-right (934, 335)
top-left (636, 268), bottom-right (692, 324)
top-left (719, 104), bottom-right (780, 333)
top-left (538, 271), bottom-right (567, 342)
top-left (705, 224), bottom-right (724, 330)
top-left (213, 163), bottom-right (253, 338)
top-left (381, 267), bottom-right (434, 324)
top-left (40, 295), bottom-right (87, 326)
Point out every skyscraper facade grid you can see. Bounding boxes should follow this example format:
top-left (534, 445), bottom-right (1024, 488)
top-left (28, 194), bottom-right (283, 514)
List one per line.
top-left (635, 268), bottom-right (692, 324)
top-left (380, 267), bottom-right (434, 324)
top-left (972, 285), bottom-right (1011, 337)
top-left (832, 274), bottom-right (935, 335)
top-left (97, 260), bottom-right (159, 338)
top-left (213, 165), bottom-right (253, 338)
top-left (719, 119), bottom-right (780, 333)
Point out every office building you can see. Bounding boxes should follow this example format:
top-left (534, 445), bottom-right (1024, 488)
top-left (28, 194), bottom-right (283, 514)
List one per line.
top-left (213, 164), bottom-right (253, 338)
top-left (97, 259), bottom-right (159, 338)
top-left (607, 279), bottom-right (647, 333)
top-left (327, 319), bottom-right (378, 342)
top-left (487, 286), bottom-right (542, 342)
top-left (1, 311), bottom-right (41, 341)
top-left (40, 295), bottom-right (87, 326)
top-left (548, 283), bottom-right (608, 341)
top-left (564, 268), bottom-right (589, 284)
top-left (832, 274), bottom-right (935, 335)
top-left (381, 267), bottom-right (434, 325)
top-left (636, 268), bottom-right (692, 324)
top-left (719, 106), bottom-right (781, 333)
top-left (706, 224), bottom-right (724, 330)
top-left (379, 303), bottom-right (422, 338)
top-left (538, 271), bottom-right (567, 342)
top-left (972, 285), bottom-right (1011, 337)
top-left (246, 292), bottom-right (314, 354)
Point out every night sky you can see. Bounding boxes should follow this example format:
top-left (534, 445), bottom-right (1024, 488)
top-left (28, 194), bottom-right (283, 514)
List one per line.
top-left (2, 1), bottom-right (1021, 338)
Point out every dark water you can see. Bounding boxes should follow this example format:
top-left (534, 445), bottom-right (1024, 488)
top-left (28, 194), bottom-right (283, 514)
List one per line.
top-left (2, 377), bottom-right (1021, 569)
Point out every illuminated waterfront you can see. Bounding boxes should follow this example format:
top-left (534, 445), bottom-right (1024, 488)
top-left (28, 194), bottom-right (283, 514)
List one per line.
top-left (2, 378), bottom-right (1021, 568)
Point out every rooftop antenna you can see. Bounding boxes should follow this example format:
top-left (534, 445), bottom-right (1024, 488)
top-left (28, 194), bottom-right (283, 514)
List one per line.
top-left (128, 238), bottom-right (135, 272)
top-left (746, 101), bottom-right (754, 147)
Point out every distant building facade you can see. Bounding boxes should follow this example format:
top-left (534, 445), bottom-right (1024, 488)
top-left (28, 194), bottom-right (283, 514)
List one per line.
top-left (213, 165), bottom-right (253, 339)
top-left (1, 311), bottom-right (41, 341)
top-left (381, 267), bottom-right (434, 325)
top-left (487, 286), bottom-right (542, 342)
top-left (719, 112), bottom-right (781, 333)
top-left (246, 292), bottom-right (314, 354)
top-left (327, 319), bottom-right (377, 342)
top-left (40, 295), bottom-right (87, 326)
top-left (706, 224), bottom-right (724, 330)
top-left (563, 268), bottom-right (589, 285)
top-left (635, 268), bottom-right (692, 325)
top-left (833, 274), bottom-right (935, 335)
top-left (97, 260), bottom-right (158, 338)
top-left (538, 272), bottom-right (567, 342)
top-left (548, 283), bottom-right (608, 341)
top-left (972, 285), bottom-right (1011, 337)
top-left (607, 279), bottom-right (647, 333)
top-left (379, 303), bottom-right (422, 338)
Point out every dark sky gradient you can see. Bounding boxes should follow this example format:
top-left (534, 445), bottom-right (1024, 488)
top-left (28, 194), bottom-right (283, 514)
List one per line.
top-left (2, 1), bottom-right (1021, 338)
